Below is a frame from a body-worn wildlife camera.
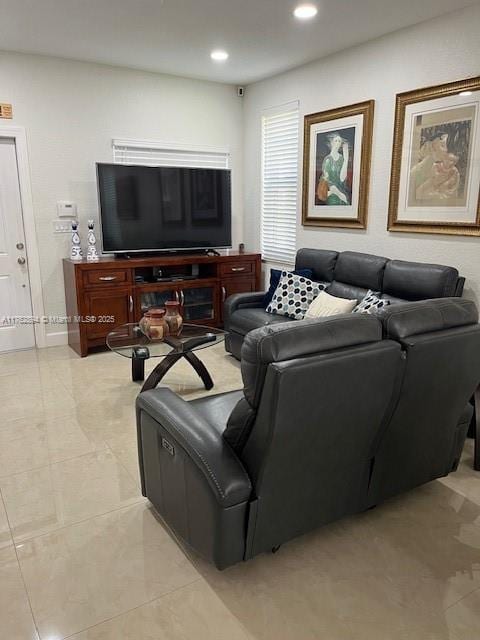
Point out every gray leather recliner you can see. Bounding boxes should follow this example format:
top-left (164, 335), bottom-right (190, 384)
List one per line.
top-left (136, 298), bottom-right (480, 570)
top-left (224, 248), bottom-right (465, 360)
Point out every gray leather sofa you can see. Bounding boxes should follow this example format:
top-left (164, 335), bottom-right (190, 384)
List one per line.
top-left (136, 298), bottom-right (480, 569)
top-left (224, 248), bottom-right (465, 360)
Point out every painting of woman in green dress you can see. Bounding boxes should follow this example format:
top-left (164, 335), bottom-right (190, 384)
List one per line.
top-left (315, 128), bottom-right (355, 206)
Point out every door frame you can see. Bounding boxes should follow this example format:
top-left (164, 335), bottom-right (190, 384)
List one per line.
top-left (0, 125), bottom-right (46, 348)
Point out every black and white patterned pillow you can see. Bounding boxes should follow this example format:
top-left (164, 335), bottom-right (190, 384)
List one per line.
top-left (266, 271), bottom-right (327, 320)
top-left (353, 290), bottom-right (391, 315)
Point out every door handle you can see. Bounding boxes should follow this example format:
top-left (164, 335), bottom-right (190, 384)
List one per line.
top-left (17, 256), bottom-right (26, 265)
top-left (129, 295), bottom-right (133, 313)
top-left (16, 242), bottom-right (24, 250)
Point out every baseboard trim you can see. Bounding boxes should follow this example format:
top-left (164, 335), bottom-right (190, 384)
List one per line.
top-left (44, 330), bottom-right (69, 347)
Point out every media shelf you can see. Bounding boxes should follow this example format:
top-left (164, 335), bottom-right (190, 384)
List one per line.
top-left (63, 251), bottom-right (261, 356)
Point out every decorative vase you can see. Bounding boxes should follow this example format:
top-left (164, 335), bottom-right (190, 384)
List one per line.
top-left (86, 219), bottom-right (99, 262)
top-left (164, 300), bottom-right (183, 336)
top-left (70, 221), bottom-right (83, 261)
top-left (139, 308), bottom-right (169, 341)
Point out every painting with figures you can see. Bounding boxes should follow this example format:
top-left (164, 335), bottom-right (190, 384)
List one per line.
top-left (315, 127), bottom-right (355, 207)
top-left (388, 76), bottom-right (480, 236)
top-left (408, 108), bottom-right (474, 208)
top-left (302, 100), bottom-right (374, 229)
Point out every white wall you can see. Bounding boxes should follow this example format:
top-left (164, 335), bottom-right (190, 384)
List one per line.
top-left (243, 4), bottom-right (480, 301)
top-left (0, 52), bottom-right (244, 343)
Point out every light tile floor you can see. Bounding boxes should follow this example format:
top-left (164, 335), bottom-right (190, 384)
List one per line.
top-left (0, 343), bottom-right (479, 639)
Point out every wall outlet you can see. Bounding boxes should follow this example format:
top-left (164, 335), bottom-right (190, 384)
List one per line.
top-left (53, 219), bottom-right (73, 233)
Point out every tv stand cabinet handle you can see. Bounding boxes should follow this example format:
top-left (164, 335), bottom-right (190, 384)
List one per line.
top-left (180, 290), bottom-right (185, 306)
top-left (231, 267), bottom-right (246, 272)
top-left (99, 276), bottom-right (117, 281)
top-left (129, 295), bottom-right (133, 313)
top-left (221, 286), bottom-right (226, 302)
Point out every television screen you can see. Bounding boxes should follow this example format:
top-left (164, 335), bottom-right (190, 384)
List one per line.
top-left (97, 163), bottom-right (232, 253)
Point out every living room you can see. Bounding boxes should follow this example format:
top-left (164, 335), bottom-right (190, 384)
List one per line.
top-left (1, 1), bottom-right (480, 638)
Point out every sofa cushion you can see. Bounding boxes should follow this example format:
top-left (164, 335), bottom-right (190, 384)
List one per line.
top-left (263, 267), bottom-right (313, 307)
top-left (383, 260), bottom-right (459, 301)
top-left (379, 298), bottom-right (478, 340)
top-left (229, 308), bottom-right (291, 336)
top-left (266, 271), bottom-right (326, 320)
top-left (333, 251), bottom-right (388, 291)
top-left (353, 290), bottom-right (391, 315)
top-left (305, 291), bottom-right (357, 319)
top-left (295, 248), bottom-right (338, 282)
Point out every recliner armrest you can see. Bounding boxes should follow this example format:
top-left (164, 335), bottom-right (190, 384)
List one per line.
top-left (136, 389), bottom-right (252, 507)
top-left (224, 291), bottom-right (266, 327)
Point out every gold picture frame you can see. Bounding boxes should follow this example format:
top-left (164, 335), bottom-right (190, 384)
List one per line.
top-left (302, 100), bottom-right (374, 229)
top-left (388, 76), bottom-right (480, 236)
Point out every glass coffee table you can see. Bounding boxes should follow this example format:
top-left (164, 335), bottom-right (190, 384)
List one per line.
top-left (107, 323), bottom-right (227, 392)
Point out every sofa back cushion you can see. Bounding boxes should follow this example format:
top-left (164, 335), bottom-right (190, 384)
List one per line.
top-left (379, 297), bottom-right (478, 340)
top-left (238, 330), bottom-right (402, 558)
top-left (291, 248), bottom-right (461, 303)
top-left (369, 298), bottom-right (480, 504)
top-left (382, 259), bottom-right (459, 301)
top-left (223, 314), bottom-right (383, 452)
top-left (295, 248), bottom-right (338, 282)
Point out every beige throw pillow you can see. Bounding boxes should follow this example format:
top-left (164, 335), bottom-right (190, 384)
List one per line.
top-left (304, 291), bottom-right (357, 319)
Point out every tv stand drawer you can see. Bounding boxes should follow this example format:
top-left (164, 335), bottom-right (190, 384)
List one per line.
top-left (219, 261), bottom-right (254, 277)
top-left (83, 269), bottom-right (130, 287)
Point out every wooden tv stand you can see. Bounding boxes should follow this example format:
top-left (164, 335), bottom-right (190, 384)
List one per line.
top-left (63, 251), bottom-right (262, 357)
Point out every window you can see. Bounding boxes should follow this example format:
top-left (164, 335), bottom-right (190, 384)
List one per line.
top-left (261, 103), bottom-right (299, 264)
top-left (112, 139), bottom-right (229, 169)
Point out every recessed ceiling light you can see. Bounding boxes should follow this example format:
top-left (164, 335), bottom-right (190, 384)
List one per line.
top-left (293, 4), bottom-right (318, 19)
top-left (459, 91), bottom-right (472, 96)
top-left (211, 50), bottom-right (229, 62)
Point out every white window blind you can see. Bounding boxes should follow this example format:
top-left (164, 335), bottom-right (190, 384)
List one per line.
top-left (261, 104), bottom-right (299, 264)
top-left (112, 139), bottom-right (230, 169)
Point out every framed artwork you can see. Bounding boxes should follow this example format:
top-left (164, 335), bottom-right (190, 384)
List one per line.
top-left (302, 100), bottom-right (374, 229)
top-left (388, 76), bottom-right (480, 236)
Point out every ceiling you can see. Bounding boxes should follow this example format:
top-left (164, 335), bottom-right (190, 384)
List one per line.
top-left (0, 0), bottom-right (476, 85)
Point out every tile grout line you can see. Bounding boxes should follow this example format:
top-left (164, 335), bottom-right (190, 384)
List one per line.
top-left (105, 441), bottom-right (142, 488)
top-left (0, 485), bottom-right (41, 640)
top-left (0, 443), bottom-right (112, 481)
top-left (9, 496), bottom-right (147, 547)
top-left (61, 577), bottom-right (203, 640)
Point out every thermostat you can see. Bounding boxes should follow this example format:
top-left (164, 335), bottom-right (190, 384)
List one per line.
top-left (57, 201), bottom-right (78, 218)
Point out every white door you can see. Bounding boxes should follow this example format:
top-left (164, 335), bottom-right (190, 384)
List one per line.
top-left (0, 137), bottom-right (35, 352)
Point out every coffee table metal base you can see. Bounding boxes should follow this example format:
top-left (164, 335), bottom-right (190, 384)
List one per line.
top-left (132, 351), bottom-right (214, 392)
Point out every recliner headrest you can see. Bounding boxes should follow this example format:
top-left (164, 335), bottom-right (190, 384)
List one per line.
top-left (379, 298), bottom-right (478, 340)
top-left (242, 314), bottom-right (382, 365)
top-left (295, 248), bottom-right (338, 282)
top-left (333, 251), bottom-right (388, 291)
top-left (382, 260), bottom-right (459, 300)
top-left (239, 314), bottom-right (382, 409)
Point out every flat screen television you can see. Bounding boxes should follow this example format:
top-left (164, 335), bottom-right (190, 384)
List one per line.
top-left (96, 163), bottom-right (232, 254)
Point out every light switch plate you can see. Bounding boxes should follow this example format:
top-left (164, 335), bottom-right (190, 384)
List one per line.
top-left (53, 219), bottom-right (73, 233)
